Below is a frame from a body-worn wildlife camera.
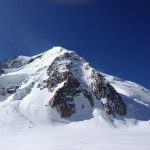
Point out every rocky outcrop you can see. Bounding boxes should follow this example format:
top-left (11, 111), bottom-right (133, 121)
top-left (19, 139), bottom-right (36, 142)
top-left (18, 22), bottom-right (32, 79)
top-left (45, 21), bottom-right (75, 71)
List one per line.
top-left (0, 56), bottom-right (31, 69)
top-left (48, 74), bottom-right (94, 117)
top-left (38, 51), bottom-right (127, 118)
top-left (0, 86), bottom-right (19, 96)
top-left (0, 64), bottom-right (4, 76)
top-left (45, 55), bottom-right (94, 117)
top-left (90, 69), bottom-right (126, 116)
top-left (0, 69), bottom-right (4, 76)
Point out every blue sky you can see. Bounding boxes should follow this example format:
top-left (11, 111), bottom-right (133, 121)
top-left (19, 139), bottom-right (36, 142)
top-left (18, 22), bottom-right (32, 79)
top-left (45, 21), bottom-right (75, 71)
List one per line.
top-left (0, 0), bottom-right (150, 89)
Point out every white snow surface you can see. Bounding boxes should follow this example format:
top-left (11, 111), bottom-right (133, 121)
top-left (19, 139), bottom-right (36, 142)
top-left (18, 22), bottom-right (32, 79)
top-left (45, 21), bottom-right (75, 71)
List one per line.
top-left (0, 47), bottom-right (150, 150)
top-left (0, 119), bottom-right (150, 150)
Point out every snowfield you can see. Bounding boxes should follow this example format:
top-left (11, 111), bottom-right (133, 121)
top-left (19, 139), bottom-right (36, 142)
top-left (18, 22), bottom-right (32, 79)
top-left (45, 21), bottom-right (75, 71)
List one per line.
top-left (0, 119), bottom-right (150, 150)
top-left (0, 47), bottom-right (150, 150)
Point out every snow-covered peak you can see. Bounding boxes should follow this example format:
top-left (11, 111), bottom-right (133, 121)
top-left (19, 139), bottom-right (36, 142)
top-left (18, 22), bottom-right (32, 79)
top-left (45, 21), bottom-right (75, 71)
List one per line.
top-left (0, 47), bottom-right (150, 127)
top-left (0, 47), bottom-right (69, 69)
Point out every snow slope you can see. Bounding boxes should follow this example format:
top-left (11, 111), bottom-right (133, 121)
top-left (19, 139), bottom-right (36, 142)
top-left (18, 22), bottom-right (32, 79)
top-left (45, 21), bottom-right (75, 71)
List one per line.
top-left (102, 73), bottom-right (150, 122)
top-left (0, 121), bottom-right (150, 150)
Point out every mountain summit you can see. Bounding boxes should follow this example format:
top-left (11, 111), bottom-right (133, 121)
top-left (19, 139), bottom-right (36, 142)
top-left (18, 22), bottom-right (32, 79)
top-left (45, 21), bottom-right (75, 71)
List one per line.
top-left (0, 47), bottom-right (149, 126)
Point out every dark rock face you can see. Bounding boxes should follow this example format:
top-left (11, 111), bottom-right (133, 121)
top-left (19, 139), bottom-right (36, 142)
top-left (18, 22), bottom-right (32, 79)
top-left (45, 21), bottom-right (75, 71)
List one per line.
top-left (0, 56), bottom-right (22, 68)
top-left (0, 64), bottom-right (4, 76)
top-left (90, 69), bottom-right (126, 116)
top-left (38, 51), bottom-right (127, 118)
top-left (0, 56), bottom-right (30, 69)
top-left (0, 88), bottom-right (5, 96)
top-left (0, 54), bottom-right (43, 69)
top-left (7, 86), bottom-right (19, 94)
top-left (0, 69), bottom-right (4, 76)
top-left (46, 63), bottom-right (94, 117)
top-left (0, 86), bottom-right (19, 96)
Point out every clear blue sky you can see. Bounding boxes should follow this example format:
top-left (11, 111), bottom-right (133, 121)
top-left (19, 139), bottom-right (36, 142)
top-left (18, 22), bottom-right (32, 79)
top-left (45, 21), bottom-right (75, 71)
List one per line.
top-left (0, 0), bottom-right (150, 89)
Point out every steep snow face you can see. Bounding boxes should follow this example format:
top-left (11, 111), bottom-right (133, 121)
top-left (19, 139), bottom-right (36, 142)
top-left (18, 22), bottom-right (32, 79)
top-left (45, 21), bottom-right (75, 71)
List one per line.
top-left (0, 47), bottom-right (149, 127)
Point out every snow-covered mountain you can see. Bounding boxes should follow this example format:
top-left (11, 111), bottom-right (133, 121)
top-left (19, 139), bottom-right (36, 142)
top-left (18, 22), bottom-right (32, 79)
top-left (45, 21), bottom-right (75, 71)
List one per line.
top-left (0, 47), bottom-right (150, 127)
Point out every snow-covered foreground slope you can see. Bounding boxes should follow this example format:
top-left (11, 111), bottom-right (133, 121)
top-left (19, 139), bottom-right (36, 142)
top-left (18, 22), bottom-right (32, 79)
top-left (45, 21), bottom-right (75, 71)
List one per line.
top-left (0, 110), bottom-right (150, 150)
top-left (0, 121), bottom-right (150, 150)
